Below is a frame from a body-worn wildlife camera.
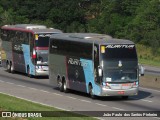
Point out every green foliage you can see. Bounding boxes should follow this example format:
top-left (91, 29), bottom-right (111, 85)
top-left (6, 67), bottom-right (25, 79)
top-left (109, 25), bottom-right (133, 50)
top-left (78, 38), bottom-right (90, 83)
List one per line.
top-left (136, 44), bottom-right (160, 66)
top-left (0, 0), bottom-right (159, 56)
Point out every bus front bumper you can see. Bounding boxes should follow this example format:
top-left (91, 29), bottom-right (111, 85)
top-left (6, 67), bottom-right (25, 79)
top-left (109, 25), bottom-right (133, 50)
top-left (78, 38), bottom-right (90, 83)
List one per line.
top-left (35, 65), bottom-right (49, 76)
top-left (35, 70), bottom-right (49, 76)
top-left (100, 87), bottom-right (138, 96)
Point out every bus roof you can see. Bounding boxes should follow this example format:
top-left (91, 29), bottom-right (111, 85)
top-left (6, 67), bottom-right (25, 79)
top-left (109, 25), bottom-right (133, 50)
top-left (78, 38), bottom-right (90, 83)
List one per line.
top-left (50, 33), bottom-right (135, 45)
top-left (13, 24), bottom-right (47, 29)
top-left (1, 24), bottom-right (63, 34)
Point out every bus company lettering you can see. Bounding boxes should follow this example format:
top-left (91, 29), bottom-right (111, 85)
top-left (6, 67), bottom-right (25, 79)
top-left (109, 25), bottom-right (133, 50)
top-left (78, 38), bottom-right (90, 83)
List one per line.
top-left (68, 58), bottom-right (88, 67)
top-left (14, 45), bottom-right (23, 51)
top-left (106, 45), bottom-right (134, 49)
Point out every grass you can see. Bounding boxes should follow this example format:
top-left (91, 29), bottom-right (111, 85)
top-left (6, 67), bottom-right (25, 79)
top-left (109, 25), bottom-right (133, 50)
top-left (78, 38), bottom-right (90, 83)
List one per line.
top-left (0, 93), bottom-right (96, 120)
top-left (140, 74), bottom-right (160, 89)
top-left (136, 44), bottom-right (160, 67)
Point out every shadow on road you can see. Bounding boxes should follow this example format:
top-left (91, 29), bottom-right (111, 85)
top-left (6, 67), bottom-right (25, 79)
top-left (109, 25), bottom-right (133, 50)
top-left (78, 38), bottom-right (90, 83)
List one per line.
top-left (94, 90), bottom-right (151, 101)
top-left (4, 70), bottom-right (49, 79)
top-left (53, 87), bottom-right (152, 101)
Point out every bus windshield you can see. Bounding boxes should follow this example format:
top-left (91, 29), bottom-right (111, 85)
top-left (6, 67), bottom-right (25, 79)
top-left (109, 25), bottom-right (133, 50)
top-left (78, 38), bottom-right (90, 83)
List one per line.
top-left (36, 37), bottom-right (49, 47)
top-left (100, 44), bottom-right (138, 83)
top-left (101, 44), bottom-right (137, 60)
top-left (103, 68), bottom-right (137, 83)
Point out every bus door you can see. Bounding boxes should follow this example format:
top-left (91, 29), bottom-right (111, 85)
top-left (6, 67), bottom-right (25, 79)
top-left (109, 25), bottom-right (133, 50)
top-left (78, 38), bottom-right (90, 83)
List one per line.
top-left (94, 45), bottom-right (101, 84)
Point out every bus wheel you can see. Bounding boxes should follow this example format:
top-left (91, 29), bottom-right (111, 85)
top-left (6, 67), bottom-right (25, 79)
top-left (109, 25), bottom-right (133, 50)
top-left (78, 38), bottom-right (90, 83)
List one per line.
top-left (7, 62), bottom-right (11, 73)
top-left (10, 63), bottom-right (14, 74)
top-left (122, 96), bottom-right (129, 100)
top-left (58, 78), bottom-right (64, 92)
top-left (89, 85), bottom-right (96, 99)
top-left (27, 67), bottom-right (33, 78)
top-left (63, 80), bottom-right (68, 93)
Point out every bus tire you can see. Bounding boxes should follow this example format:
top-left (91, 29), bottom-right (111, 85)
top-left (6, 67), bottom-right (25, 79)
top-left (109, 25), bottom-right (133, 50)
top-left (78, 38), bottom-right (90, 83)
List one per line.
top-left (63, 80), bottom-right (68, 93)
top-left (58, 77), bottom-right (64, 92)
top-left (89, 84), bottom-right (96, 99)
top-left (7, 62), bottom-right (11, 73)
top-left (10, 62), bottom-right (14, 74)
top-left (27, 66), bottom-right (33, 78)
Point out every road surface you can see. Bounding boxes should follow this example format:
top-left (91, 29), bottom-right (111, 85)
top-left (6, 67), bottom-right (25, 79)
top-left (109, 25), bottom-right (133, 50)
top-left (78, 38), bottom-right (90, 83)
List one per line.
top-left (0, 67), bottom-right (160, 120)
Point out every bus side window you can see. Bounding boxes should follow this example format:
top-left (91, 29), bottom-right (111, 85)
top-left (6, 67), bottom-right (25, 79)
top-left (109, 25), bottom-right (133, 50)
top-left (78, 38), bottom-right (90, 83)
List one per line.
top-left (94, 45), bottom-right (100, 84)
top-left (2, 30), bottom-right (9, 41)
top-left (29, 33), bottom-right (34, 56)
top-left (23, 32), bottom-right (29, 44)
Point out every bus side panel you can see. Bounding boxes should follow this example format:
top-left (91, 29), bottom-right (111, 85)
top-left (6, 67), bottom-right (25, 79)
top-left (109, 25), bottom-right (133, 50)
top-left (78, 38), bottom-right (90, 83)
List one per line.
top-left (67, 57), bottom-right (87, 92)
top-left (1, 41), bottom-right (12, 68)
top-left (12, 51), bottom-right (26, 73)
top-left (22, 44), bottom-right (35, 75)
top-left (80, 58), bottom-right (101, 96)
top-left (49, 54), bottom-right (66, 86)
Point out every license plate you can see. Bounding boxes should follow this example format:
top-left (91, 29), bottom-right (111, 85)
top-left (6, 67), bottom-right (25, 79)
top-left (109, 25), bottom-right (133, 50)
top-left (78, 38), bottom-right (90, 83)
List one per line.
top-left (122, 83), bottom-right (131, 86)
top-left (118, 91), bottom-right (125, 95)
top-left (42, 66), bottom-right (48, 70)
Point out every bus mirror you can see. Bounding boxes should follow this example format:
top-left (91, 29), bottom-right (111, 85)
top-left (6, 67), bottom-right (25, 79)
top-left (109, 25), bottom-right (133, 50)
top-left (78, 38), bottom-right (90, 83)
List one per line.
top-left (139, 64), bottom-right (145, 76)
top-left (98, 66), bottom-right (103, 77)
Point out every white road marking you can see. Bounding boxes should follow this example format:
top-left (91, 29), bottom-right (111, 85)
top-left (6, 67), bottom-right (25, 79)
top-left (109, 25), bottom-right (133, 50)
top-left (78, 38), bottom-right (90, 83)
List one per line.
top-left (27, 87), bottom-right (38, 90)
top-left (39, 90), bottom-right (52, 94)
top-left (66, 96), bottom-right (77, 100)
top-left (17, 85), bottom-right (26, 87)
top-left (6, 82), bottom-right (14, 85)
top-left (80, 99), bottom-right (91, 103)
top-left (95, 103), bottom-right (107, 107)
top-left (141, 99), bottom-right (153, 103)
top-left (112, 107), bottom-right (124, 111)
top-left (53, 93), bottom-right (63, 96)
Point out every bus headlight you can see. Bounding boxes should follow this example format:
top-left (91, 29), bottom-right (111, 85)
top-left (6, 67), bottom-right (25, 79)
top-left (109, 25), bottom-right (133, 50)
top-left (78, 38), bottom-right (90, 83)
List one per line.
top-left (102, 82), bottom-right (111, 89)
top-left (132, 81), bottom-right (139, 88)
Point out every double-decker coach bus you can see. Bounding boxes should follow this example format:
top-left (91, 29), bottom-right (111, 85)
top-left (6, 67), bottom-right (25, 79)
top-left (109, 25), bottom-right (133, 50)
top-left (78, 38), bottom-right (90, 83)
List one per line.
top-left (49, 33), bottom-right (142, 99)
top-left (0, 24), bottom-right (62, 77)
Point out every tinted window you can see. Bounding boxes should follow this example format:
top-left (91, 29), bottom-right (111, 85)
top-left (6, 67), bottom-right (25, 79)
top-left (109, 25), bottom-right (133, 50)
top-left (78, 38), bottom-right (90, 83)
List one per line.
top-left (1, 30), bottom-right (8, 41)
top-left (36, 37), bottom-right (49, 47)
top-left (50, 39), bottom-right (92, 59)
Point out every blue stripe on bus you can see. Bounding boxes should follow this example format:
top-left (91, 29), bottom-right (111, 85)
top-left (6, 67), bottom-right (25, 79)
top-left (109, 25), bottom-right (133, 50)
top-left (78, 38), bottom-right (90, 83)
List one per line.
top-left (22, 44), bottom-right (35, 75)
top-left (80, 58), bottom-right (101, 96)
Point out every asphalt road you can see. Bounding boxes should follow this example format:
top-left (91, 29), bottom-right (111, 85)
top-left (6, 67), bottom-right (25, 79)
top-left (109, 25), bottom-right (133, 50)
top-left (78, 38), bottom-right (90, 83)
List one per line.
top-left (144, 65), bottom-right (160, 76)
top-left (0, 67), bottom-right (160, 120)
